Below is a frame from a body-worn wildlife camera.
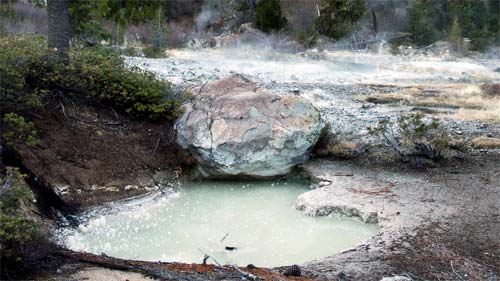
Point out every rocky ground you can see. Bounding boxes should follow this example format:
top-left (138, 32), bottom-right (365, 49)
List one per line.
top-left (126, 46), bottom-right (500, 147)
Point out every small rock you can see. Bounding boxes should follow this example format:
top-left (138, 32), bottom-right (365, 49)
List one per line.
top-left (336, 272), bottom-right (347, 281)
top-left (379, 276), bottom-right (412, 281)
top-left (319, 181), bottom-right (331, 187)
top-left (246, 264), bottom-right (256, 269)
top-left (283, 264), bottom-right (301, 277)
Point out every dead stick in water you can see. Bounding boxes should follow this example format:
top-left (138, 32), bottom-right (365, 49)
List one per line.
top-left (220, 233), bottom-right (229, 243)
top-left (198, 248), bottom-right (221, 267)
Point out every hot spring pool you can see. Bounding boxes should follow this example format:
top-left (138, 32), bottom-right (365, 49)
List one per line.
top-left (59, 179), bottom-right (379, 267)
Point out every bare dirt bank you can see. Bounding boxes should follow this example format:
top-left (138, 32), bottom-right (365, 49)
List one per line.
top-left (8, 105), bottom-right (191, 209)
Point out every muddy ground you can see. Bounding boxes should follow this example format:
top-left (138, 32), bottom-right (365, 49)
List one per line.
top-left (299, 153), bottom-right (499, 280)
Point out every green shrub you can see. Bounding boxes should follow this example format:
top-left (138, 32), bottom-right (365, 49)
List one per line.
top-left (368, 114), bottom-right (453, 161)
top-left (295, 27), bottom-right (318, 48)
top-left (0, 35), bottom-right (182, 120)
top-left (253, 0), bottom-right (287, 33)
top-left (142, 25), bottom-right (168, 58)
top-left (1, 113), bottom-right (39, 147)
top-left (0, 167), bottom-right (52, 280)
top-left (0, 35), bottom-right (47, 112)
top-left (315, 0), bottom-right (365, 39)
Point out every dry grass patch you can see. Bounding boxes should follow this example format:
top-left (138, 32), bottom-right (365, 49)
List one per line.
top-left (471, 136), bottom-right (500, 149)
top-left (359, 84), bottom-right (500, 123)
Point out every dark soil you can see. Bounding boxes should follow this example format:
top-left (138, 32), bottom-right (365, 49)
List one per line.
top-left (10, 104), bottom-right (192, 209)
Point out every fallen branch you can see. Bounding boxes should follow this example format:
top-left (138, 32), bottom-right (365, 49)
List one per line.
top-left (334, 172), bottom-right (354, 176)
top-left (109, 106), bottom-right (120, 119)
top-left (152, 137), bottom-right (161, 156)
top-left (57, 250), bottom-right (173, 280)
top-left (450, 261), bottom-right (465, 281)
top-left (59, 101), bottom-right (68, 120)
top-left (229, 265), bottom-right (258, 280)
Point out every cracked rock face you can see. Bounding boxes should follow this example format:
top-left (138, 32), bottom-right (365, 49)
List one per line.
top-left (176, 77), bottom-right (322, 178)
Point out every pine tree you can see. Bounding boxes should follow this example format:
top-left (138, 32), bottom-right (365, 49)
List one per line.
top-left (448, 17), bottom-right (464, 54)
top-left (407, 0), bottom-right (439, 46)
top-left (315, 0), bottom-right (365, 39)
top-left (252, 0), bottom-right (287, 33)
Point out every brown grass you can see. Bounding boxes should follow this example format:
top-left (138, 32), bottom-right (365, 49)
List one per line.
top-left (471, 136), bottom-right (500, 149)
top-left (359, 85), bottom-right (500, 123)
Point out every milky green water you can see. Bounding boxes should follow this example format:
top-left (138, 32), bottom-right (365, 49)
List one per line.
top-left (62, 180), bottom-right (379, 267)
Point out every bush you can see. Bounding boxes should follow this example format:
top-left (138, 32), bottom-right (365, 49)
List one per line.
top-left (0, 35), bottom-right (47, 112)
top-left (142, 26), bottom-right (168, 58)
top-left (253, 0), bottom-right (287, 33)
top-left (480, 83), bottom-right (500, 97)
top-left (1, 113), bottom-right (39, 147)
top-left (0, 35), bottom-right (182, 120)
top-left (368, 114), bottom-right (453, 162)
top-left (315, 0), bottom-right (365, 39)
top-left (0, 167), bottom-right (53, 280)
top-left (295, 27), bottom-right (318, 48)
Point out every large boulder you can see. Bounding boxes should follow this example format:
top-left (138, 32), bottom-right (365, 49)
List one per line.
top-left (175, 77), bottom-right (322, 178)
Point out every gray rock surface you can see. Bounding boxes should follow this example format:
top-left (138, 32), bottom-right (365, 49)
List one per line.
top-left (175, 77), bottom-right (322, 178)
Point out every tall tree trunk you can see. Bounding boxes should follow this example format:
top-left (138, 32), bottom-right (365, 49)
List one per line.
top-left (372, 9), bottom-right (378, 34)
top-left (47, 0), bottom-right (70, 60)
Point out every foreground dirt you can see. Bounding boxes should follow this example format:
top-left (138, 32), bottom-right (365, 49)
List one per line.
top-left (299, 153), bottom-right (499, 280)
top-left (35, 250), bottom-right (312, 281)
top-left (9, 105), bottom-right (191, 209)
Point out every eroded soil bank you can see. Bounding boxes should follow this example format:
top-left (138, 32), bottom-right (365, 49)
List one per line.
top-left (6, 106), bottom-right (191, 209)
